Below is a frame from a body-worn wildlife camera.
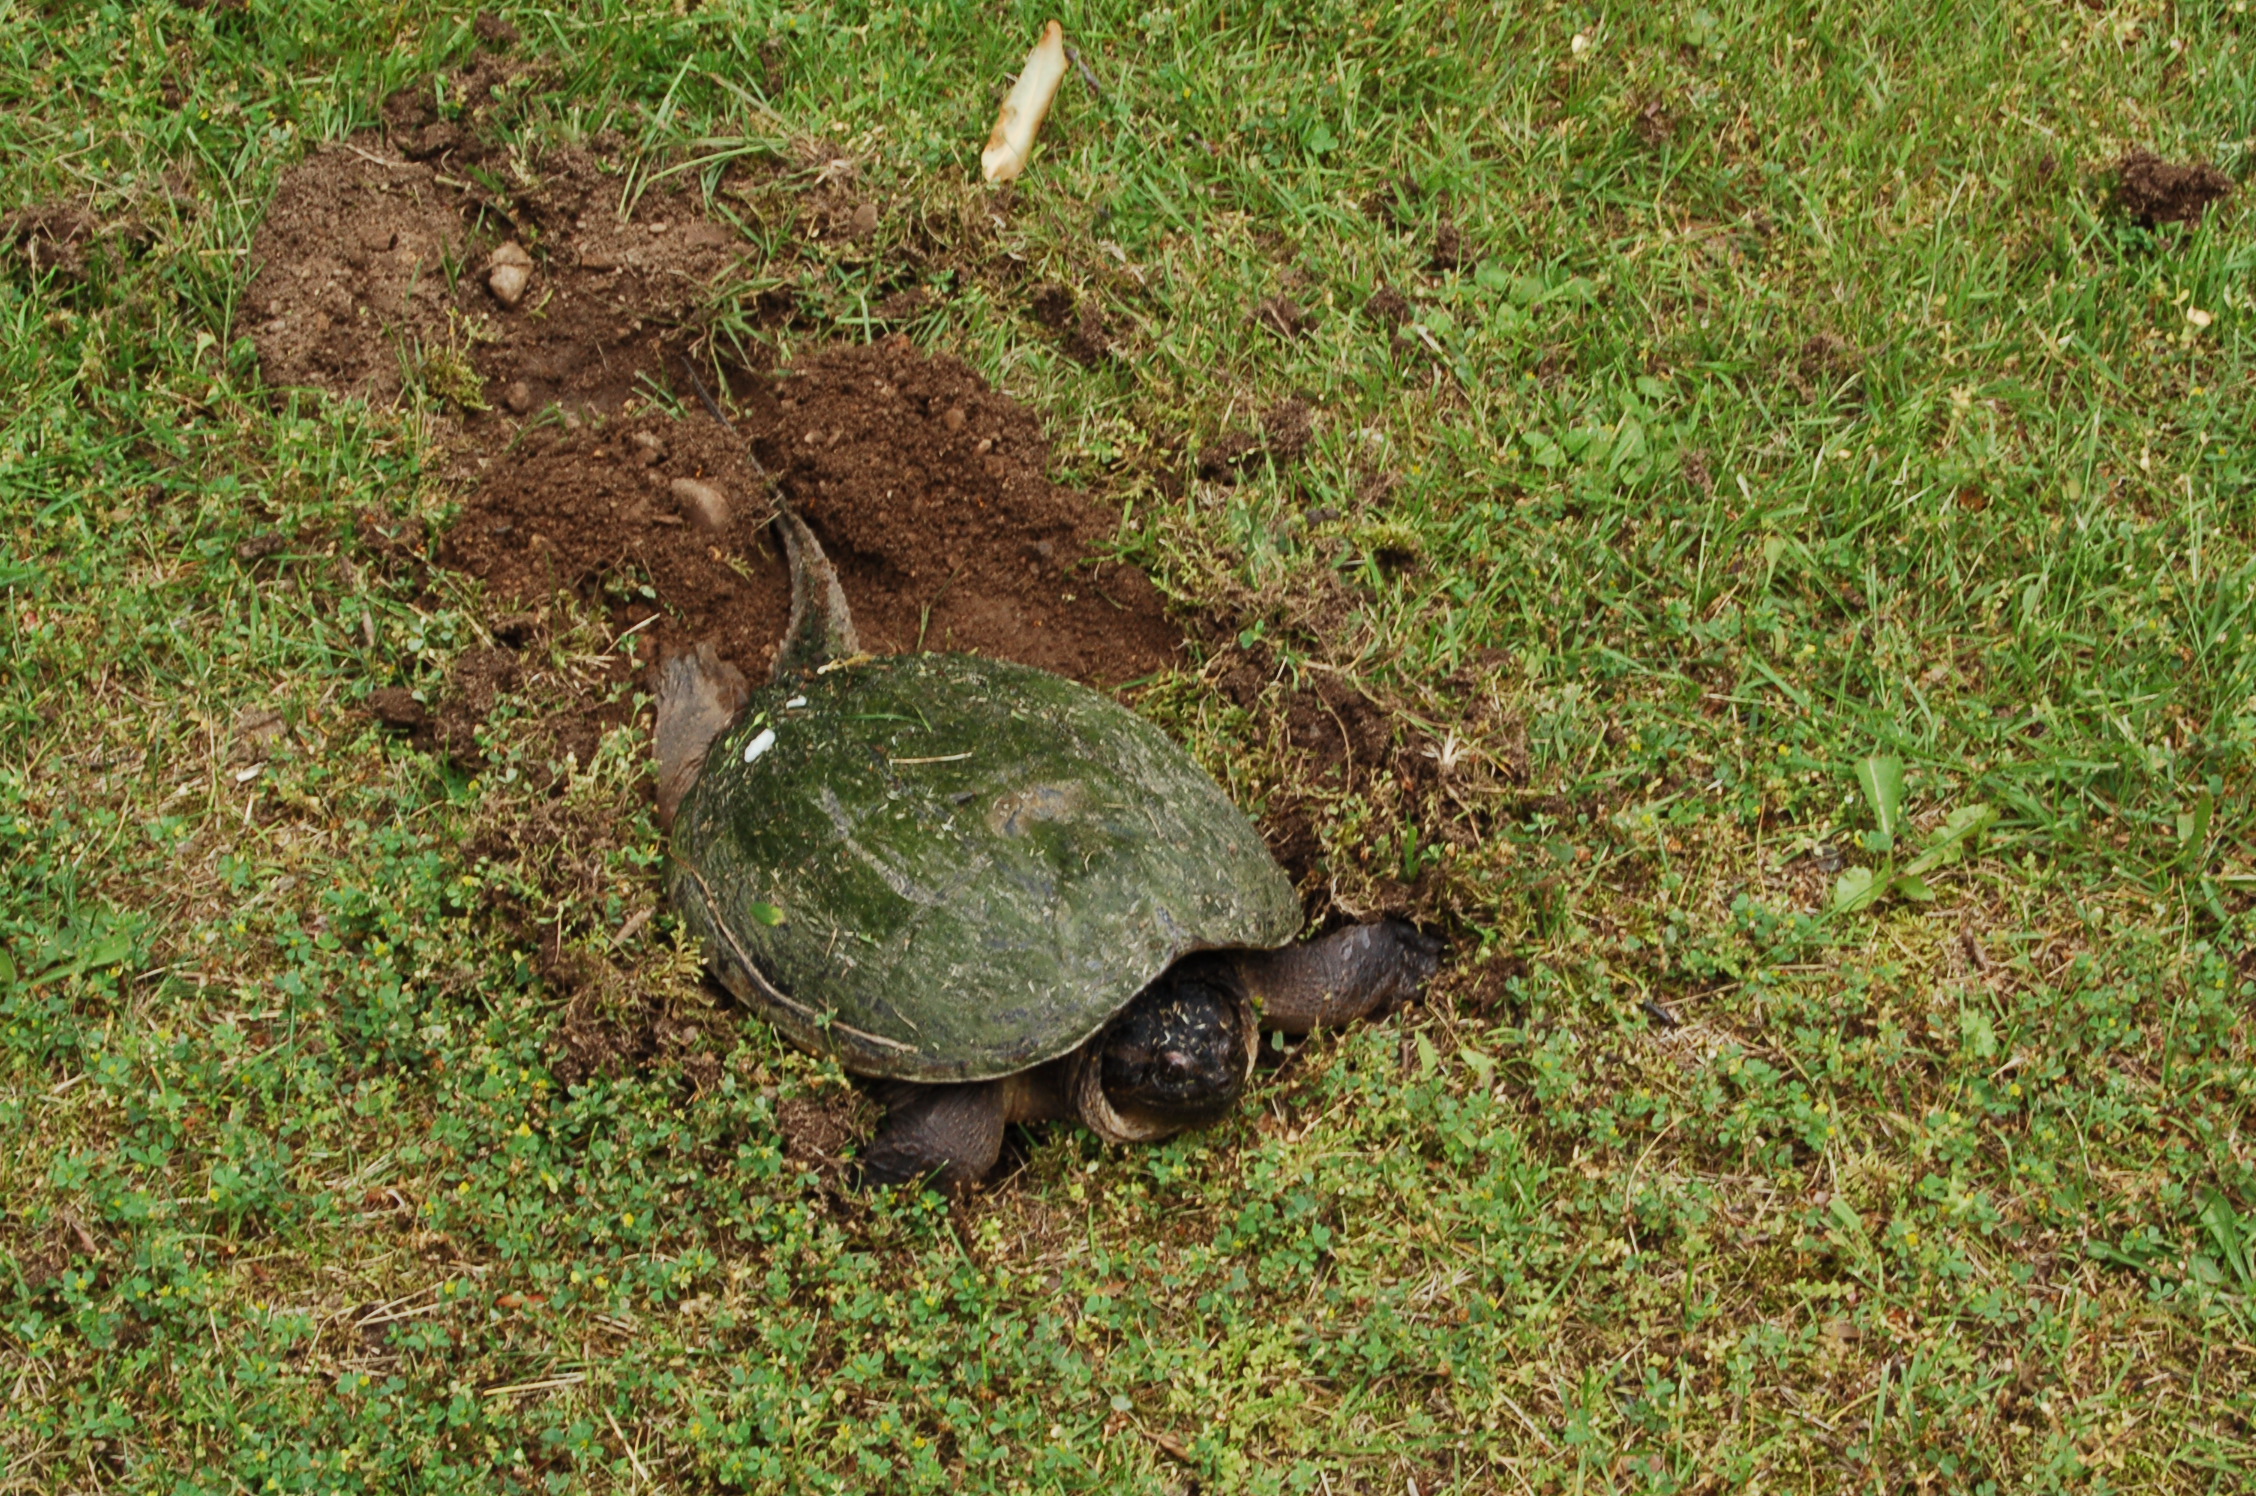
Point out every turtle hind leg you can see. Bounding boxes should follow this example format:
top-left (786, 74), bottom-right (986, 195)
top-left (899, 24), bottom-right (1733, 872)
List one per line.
top-left (857, 1080), bottom-right (1007, 1195)
top-left (654, 642), bottom-right (749, 827)
top-left (1233, 919), bottom-right (1443, 1036)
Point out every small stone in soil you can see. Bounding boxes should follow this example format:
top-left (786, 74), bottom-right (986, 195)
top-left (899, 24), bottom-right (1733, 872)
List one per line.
top-left (501, 380), bottom-right (533, 413)
top-left (669, 477), bottom-right (732, 532)
top-left (487, 242), bottom-right (533, 307)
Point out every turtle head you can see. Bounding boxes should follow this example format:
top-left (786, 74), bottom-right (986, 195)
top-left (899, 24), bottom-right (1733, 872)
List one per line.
top-left (1096, 959), bottom-right (1251, 1131)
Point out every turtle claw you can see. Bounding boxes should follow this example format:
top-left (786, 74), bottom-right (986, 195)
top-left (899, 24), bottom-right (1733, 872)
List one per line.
top-left (856, 1080), bottom-right (1007, 1197)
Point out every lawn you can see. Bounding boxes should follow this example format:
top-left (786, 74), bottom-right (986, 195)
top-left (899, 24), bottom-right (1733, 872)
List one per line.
top-left (4, 2), bottom-right (2255, 1492)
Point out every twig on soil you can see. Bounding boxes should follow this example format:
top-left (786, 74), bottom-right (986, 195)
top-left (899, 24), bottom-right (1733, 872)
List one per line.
top-left (677, 354), bottom-right (783, 499)
top-left (343, 143), bottom-right (410, 170)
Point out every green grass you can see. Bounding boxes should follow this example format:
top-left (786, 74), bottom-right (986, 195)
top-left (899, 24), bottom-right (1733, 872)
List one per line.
top-left (5, 1), bottom-right (2256, 1491)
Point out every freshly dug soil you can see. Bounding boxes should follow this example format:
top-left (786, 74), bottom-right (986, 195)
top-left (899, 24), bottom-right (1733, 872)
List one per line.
top-left (242, 146), bottom-right (466, 402)
top-left (245, 139), bottom-right (745, 410)
top-left (2, 202), bottom-right (108, 282)
top-left (2114, 149), bottom-right (2234, 226)
top-left (248, 132), bottom-right (1181, 698)
top-left (441, 336), bottom-right (1178, 688)
top-left (758, 339), bottom-right (1175, 682)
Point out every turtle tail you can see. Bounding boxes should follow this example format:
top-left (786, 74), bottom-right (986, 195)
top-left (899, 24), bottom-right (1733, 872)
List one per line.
top-left (774, 507), bottom-right (861, 680)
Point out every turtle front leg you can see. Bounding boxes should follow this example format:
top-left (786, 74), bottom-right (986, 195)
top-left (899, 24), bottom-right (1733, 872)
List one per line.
top-left (858, 1080), bottom-right (1008, 1195)
top-left (1231, 919), bottom-right (1442, 1036)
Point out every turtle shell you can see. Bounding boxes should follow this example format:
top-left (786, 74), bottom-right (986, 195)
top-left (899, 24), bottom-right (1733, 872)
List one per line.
top-left (667, 654), bottom-right (1300, 1083)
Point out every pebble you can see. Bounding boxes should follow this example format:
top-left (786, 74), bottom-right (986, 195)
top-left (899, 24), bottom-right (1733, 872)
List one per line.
top-left (501, 380), bottom-right (533, 413)
top-left (669, 477), bottom-right (731, 532)
top-left (486, 242), bottom-right (533, 307)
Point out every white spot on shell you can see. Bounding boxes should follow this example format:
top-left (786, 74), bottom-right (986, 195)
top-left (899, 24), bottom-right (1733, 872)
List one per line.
top-left (742, 727), bottom-right (777, 764)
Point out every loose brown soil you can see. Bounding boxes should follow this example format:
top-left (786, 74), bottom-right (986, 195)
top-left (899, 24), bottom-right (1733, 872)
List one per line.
top-left (442, 337), bottom-right (1177, 686)
top-left (1198, 398), bottom-right (1317, 482)
top-left (1, 202), bottom-right (105, 281)
top-left (2114, 149), bottom-right (2234, 226)
top-left (247, 128), bottom-right (1181, 707)
top-left (245, 138), bottom-right (745, 409)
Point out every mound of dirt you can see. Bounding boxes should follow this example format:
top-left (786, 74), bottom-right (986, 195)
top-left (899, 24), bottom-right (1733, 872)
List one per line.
top-left (2114, 149), bottom-right (2234, 226)
top-left (442, 337), bottom-right (1177, 687)
top-left (243, 147), bottom-right (469, 402)
top-left (249, 126), bottom-right (1180, 698)
top-left (245, 139), bottom-right (747, 409)
top-left (760, 339), bottom-right (1175, 681)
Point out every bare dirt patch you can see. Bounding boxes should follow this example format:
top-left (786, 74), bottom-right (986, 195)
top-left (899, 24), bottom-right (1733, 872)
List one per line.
top-left (244, 139), bottom-right (744, 409)
top-left (758, 339), bottom-right (1175, 680)
top-left (439, 337), bottom-right (1177, 689)
top-left (249, 129), bottom-right (1182, 716)
top-left (1, 202), bottom-right (105, 281)
top-left (2113, 149), bottom-right (2234, 226)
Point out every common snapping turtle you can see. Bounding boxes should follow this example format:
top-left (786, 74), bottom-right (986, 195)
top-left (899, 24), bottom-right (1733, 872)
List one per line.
top-left (655, 508), bottom-right (1438, 1191)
